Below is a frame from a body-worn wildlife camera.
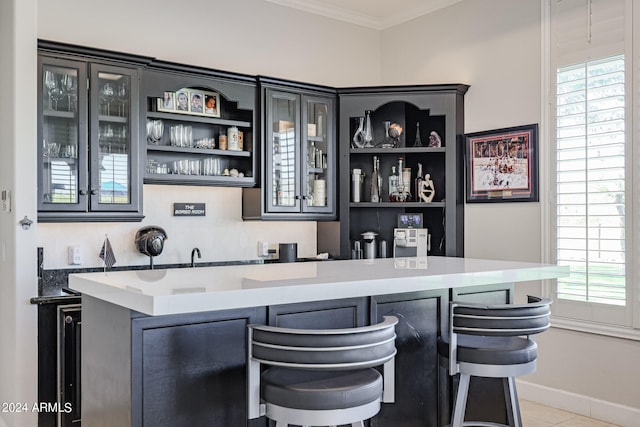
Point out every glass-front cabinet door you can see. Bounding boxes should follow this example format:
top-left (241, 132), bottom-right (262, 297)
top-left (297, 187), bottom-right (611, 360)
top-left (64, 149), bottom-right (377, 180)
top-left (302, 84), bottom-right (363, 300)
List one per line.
top-left (37, 53), bottom-right (141, 221)
top-left (90, 64), bottom-right (139, 213)
top-left (266, 89), bottom-right (300, 213)
top-left (302, 95), bottom-right (334, 214)
top-left (38, 57), bottom-right (87, 212)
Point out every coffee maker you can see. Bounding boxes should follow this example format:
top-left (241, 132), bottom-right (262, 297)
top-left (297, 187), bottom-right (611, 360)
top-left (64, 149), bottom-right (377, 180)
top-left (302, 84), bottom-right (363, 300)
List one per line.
top-left (393, 213), bottom-right (430, 257)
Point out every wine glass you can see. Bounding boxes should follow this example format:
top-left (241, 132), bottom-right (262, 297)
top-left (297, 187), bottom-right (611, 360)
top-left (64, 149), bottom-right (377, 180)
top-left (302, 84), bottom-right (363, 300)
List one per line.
top-left (116, 82), bottom-right (128, 117)
top-left (61, 74), bottom-right (77, 112)
top-left (44, 70), bottom-right (62, 110)
top-left (100, 82), bottom-right (115, 115)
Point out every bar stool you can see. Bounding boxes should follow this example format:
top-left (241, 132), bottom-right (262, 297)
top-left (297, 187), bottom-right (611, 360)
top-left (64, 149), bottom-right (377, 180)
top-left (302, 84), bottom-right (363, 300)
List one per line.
top-left (247, 316), bottom-right (398, 427)
top-left (438, 296), bottom-right (552, 427)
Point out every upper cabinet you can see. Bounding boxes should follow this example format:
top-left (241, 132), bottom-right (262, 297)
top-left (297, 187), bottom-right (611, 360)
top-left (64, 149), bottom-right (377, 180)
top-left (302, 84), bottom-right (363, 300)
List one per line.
top-left (38, 46), bottom-right (144, 222)
top-left (142, 65), bottom-right (257, 187)
top-left (337, 85), bottom-right (469, 258)
top-left (243, 78), bottom-right (337, 220)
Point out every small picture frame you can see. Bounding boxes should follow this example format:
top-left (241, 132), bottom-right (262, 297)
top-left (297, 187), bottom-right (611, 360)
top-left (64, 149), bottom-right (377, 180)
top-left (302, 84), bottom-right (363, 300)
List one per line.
top-left (157, 91), bottom-right (175, 112)
top-left (465, 123), bottom-right (539, 203)
top-left (189, 90), bottom-right (204, 115)
top-left (175, 89), bottom-right (190, 113)
top-left (203, 91), bottom-right (220, 117)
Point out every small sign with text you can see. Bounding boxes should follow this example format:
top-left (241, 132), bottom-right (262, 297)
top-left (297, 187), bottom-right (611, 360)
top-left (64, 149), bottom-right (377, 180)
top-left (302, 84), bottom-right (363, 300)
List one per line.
top-left (173, 203), bottom-right (206, 216)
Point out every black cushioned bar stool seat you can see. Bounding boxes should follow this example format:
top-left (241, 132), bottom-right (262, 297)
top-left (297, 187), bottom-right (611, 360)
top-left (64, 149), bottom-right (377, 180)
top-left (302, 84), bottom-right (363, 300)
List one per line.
top-left (261, 368), bottom-right (382, 410)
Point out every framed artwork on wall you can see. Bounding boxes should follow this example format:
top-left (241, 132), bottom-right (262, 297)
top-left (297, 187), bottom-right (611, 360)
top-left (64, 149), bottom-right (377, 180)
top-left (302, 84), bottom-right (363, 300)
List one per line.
top-left (465, 123), bottom-right (539, 203)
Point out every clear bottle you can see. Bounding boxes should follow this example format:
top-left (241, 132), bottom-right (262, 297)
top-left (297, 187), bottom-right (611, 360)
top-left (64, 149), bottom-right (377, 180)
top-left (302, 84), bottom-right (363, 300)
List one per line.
top-left (388, 165), bottom-right (399, 202)
top-left (396, 157), bottom-right (405, 200)
top-left (370, 155), bottom-right (380, 202)
top-left (414, 122), bottom-right (423, 147)
top-left (363, 110), bottom-right (374, 147)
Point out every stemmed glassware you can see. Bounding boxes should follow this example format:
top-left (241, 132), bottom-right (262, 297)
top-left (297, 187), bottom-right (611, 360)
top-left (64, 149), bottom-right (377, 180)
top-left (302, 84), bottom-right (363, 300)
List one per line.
top-left (61, 74), bottom-right (77, 112)
top-left (100, 82), bottom-right (115, 115)
top-left (44, 70), bottom-right (63, 110)
top-left (116, 82), bottom-right (128, 117)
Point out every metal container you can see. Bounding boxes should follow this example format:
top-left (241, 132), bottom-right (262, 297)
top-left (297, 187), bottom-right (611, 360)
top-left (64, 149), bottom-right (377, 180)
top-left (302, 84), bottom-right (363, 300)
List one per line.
top-left (351, 168), bottom-right (364, 202)
top-left (361, 231), bottom-right (378, 259)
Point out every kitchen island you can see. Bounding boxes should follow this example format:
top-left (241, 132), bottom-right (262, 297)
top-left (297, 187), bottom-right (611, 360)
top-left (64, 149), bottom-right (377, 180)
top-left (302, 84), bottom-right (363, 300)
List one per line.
top-left (70, 256), bottom-right (568, 427)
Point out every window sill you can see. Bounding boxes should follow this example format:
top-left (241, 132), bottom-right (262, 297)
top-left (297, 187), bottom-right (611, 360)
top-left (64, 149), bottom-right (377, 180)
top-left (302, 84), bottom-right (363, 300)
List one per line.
top-left (551, 316), bottom-right (640, 341)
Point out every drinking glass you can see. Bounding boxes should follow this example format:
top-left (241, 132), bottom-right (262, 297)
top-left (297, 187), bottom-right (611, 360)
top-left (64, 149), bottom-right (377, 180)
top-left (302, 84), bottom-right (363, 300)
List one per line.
top-left (100, 82), bottom-right (115, 115)
top-left (116, 82), bottom-right (128, 117)
top-left (44, 70), bottom-right (63, 110)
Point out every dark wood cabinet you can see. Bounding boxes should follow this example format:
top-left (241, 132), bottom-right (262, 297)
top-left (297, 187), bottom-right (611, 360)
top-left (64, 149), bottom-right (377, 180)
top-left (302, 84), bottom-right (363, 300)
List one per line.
top-left (131, 307), bottom-right (266, 427)
top-left (243, 78), bottom-right (337, 220)
top-left (337, 85), bottom-right (468, 258)
top-left (37, 42), bottom-right (145, 222)
top-left (142, 65), bottom-right (257, 187)
top-left (371, 290), bottom-right (447, 427)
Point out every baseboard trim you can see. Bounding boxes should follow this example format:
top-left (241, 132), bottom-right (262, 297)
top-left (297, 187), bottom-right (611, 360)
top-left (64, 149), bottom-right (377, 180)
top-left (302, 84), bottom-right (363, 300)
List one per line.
top-left (517, 379), bottom-right (640, 427)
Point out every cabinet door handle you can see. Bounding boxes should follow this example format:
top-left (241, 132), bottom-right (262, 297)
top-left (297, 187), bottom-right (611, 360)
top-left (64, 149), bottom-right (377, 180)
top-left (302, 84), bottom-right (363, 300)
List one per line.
top-left (90, 189), bottom-right (98, 196)
top-left (78, 189), bottom-right (87, 196)
top-left (295, 195), bottom-right (301, 200)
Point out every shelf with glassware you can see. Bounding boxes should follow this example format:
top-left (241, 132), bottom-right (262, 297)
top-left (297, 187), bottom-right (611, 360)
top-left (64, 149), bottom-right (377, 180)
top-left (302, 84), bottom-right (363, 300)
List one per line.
top-left (144, 108), bottom-right (254, 186)
top-left (336, 84), bottom-right (468, 259)
top-left (37, 50), bottom-right (143, 222)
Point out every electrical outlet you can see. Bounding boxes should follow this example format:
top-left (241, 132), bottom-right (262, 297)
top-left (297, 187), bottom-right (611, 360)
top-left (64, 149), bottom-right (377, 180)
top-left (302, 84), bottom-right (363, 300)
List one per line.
top-left (257, 241), bottom-right (269, 257)
top-left (68, 246), bottom-right (82, 265)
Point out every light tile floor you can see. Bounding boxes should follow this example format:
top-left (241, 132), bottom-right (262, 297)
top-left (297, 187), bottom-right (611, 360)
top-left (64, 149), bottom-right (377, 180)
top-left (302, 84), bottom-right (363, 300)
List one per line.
top-left (521, 400), bottom-right (621, 427)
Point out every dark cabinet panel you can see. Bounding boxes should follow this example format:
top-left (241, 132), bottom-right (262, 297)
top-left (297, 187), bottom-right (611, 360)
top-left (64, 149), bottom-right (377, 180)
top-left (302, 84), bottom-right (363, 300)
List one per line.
top-left (268, 297), bottom-right (367, 328)
top-left (131, 307), bottom-right (266, 427)
top-left (370, 290), bottom-right (447, 427)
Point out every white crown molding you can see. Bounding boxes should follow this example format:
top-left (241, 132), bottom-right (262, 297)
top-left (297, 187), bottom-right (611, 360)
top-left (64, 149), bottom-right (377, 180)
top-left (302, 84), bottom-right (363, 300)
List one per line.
top-left (263, 0), bottom-right (464, 30)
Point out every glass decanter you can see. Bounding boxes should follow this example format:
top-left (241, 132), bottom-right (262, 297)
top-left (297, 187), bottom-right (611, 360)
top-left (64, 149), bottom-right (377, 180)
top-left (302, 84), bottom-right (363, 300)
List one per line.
top-left (352, 116), bottom-right (365, 148)
top-left (363, 110), bottom-right (374, 147)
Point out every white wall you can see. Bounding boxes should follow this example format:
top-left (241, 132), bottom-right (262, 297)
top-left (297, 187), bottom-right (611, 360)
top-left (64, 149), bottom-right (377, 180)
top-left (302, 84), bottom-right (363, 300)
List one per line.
top-left (0, 0), bottom-right (39, 426)
top-left (381, 0), bottom-right (640, 415)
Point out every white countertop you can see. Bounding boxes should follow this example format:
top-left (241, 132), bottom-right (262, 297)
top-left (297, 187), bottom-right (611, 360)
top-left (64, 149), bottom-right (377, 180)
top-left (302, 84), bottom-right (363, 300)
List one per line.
top-left (68, 256), bottom-right (569, 316)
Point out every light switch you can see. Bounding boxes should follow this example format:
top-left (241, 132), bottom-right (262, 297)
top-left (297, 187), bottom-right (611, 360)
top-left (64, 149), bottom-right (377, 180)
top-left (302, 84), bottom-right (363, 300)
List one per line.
top-left (1, 190), bottom-right (10, 212)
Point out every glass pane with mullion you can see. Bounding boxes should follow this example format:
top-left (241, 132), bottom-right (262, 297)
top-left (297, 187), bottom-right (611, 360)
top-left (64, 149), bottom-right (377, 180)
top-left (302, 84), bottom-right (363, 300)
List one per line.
top-left (305, 101), bottom-right (328, 208)
top-left (97, 71), bottom-right (130, 205)
top-left (271, 96), bottom-right (296, 207)
top-left (42, 64), bottom-right (80, 205)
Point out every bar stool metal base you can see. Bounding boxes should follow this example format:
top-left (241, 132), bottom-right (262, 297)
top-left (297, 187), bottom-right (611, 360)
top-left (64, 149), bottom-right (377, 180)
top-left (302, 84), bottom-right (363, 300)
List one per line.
top-left (266, 399), bottom-right (380, 427)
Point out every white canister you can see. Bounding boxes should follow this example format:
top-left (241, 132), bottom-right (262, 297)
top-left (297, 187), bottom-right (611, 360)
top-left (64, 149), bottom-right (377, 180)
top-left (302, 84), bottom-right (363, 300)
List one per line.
top-left (313, 179), bottom-right (326, 206)
top-left (227, 127), bottom-right (239, 151)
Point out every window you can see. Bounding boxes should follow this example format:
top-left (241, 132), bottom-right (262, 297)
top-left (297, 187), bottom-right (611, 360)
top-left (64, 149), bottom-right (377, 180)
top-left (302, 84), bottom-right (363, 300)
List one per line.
top-left (547, 0), bottom-right (638, 333)
top-left (555, 55), bottom-right (625, 306)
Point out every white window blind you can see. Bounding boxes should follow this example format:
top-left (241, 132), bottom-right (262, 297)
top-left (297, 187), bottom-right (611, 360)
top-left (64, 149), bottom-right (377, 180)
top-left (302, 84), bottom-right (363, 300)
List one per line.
top-left (549, 0), bottom-right (634, 327)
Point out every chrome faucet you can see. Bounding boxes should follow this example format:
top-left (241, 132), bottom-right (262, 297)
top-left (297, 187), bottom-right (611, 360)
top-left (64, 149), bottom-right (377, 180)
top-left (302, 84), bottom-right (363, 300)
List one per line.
top-left (191, 247), bottom-right (201, 267)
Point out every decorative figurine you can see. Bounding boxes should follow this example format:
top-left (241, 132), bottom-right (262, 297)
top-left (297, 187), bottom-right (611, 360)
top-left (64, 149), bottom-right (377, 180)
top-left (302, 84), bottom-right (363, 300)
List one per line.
top-left (352, 116), bottom-right (365, 148)
top-left (419, 173), bottom-right (435, 203)
top-left (389, 122), bottom-right (403, 147)
top-left (428, 131), bottom-right (442, 148)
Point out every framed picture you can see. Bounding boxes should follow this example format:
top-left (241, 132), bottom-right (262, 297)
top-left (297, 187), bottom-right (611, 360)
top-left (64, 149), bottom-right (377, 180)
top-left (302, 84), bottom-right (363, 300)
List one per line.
top-left (465, 123), bottom-right (539, 203)
top-left (203, 91), bottom-right (220, 117)
top-left (189, 90), bottom-right (204, 115)
top-left (175, 89), bottom-right (190, 113)
top-left (157, 91), bottom-right (175, 112)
